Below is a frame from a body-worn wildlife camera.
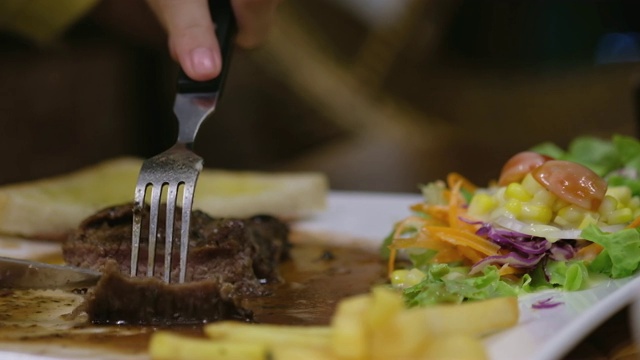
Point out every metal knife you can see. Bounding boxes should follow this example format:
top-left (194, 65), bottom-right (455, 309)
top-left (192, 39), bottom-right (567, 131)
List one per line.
top-left (0, 256), bottom-right (101, 290)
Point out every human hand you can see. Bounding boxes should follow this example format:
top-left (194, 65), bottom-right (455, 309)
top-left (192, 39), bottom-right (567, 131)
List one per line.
top-left (146, 0), bottom-right (280, 81)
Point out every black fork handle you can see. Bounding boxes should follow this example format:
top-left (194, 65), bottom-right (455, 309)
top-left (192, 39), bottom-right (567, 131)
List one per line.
top-left (176, 0), bottom-right (237, 95)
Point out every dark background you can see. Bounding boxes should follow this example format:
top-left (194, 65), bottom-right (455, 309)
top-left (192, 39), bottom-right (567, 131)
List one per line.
top-left (1, 0), bottom-right (639, 192)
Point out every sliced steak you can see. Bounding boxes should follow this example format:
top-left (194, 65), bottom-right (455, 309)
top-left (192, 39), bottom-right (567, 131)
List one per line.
top-left (62, 203), bottom-right (290, 325)
top-left (85, 261), bottom-right (251, 325)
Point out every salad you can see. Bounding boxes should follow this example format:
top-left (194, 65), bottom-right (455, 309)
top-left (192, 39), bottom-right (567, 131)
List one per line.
top-left (382, 135), bottom-right (640, 307)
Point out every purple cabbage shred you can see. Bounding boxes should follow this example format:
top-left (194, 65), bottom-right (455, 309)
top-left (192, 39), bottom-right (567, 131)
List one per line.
top-left (468, 221), bottom-right (577, 275)
top-left (532, 297), bottom-right (563, 309)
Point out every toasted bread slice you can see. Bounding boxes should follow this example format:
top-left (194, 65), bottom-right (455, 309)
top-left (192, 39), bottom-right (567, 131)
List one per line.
top-left (0, 157), bottom-right (328, 239)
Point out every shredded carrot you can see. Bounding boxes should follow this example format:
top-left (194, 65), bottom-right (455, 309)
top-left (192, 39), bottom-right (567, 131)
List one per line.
top-left (391, 216), bottom-right (427, 240)
top-left (409, 203), bottom-right (452, 225)
top-left (447, 172), bottom-right (477, 193)
top-left (498, 265), bottom-right (523, 277)
top-left (390, 232), bottom-right (455, 253)
top-left (575, 242), bottom-right (604, 261)
top-left (426, 226), bottom-right (501, 256)
top-left (431, 247), bottom-right (466, 263)
top-left (389, 237), bottom-right (429, 250)
top-left (387, 216), bottom-right (429, 275)
top-left (409, 202), bottom-right (426, 212)
top-left (445, 177), bottom-right (481, 233)
top-left (387, 248), bottom-right (397, 277)
top-left (442, 188), bottom-right (451, 202)
top-left (425, 206), bottom-right (450, 224)
top-left (456, 246), bottom-right (484, 264)
top-left (448, 179), bottom-right (463, 229)
top-left (627, 215), bottom-right (640, 229)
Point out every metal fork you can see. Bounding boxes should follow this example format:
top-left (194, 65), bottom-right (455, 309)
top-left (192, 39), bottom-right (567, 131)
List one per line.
top-left (130, 0), bottom-right (236, 283)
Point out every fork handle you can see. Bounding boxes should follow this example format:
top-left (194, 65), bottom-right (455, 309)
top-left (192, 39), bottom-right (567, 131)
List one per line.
top-left (176, 0), bottom-right (237, 95)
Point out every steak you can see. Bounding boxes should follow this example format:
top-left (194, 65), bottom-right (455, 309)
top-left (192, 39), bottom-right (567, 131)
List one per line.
top-left (62, 203), bottom-right (290, 325)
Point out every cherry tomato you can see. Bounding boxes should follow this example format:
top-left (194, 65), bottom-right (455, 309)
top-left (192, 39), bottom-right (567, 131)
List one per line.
top-left (532, 160), bottom-right (607, 211)
top-left (498, 152), bottom-right (552, 186)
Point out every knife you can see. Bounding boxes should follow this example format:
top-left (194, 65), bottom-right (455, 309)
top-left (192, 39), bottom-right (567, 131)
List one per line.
top-left (0, 256), bottom-right (101, 290)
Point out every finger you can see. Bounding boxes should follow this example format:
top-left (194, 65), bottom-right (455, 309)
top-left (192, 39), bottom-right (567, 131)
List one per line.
top-left (232, 0), bottom-right (280, 48)
top-left (147, 0), bottom-right (221, 81)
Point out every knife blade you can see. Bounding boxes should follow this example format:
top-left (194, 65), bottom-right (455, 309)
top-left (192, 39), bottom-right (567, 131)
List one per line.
top-left (0, 256), bottom-right (101, 290)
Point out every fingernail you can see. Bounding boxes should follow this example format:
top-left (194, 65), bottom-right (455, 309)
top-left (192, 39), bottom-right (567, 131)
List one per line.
top-left (190, 47), bottom-right (219, 76)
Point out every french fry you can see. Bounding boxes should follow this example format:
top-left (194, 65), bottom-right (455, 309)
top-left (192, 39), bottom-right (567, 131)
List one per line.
top-left (204, 321), bottom-right (331, 348)
top-left (270, 345), bottom-right (334, 360)
top-left (366, 286), bottom-right (405, 329)
top-left (410, 296), bottom-right (519, 337)
top-left (421, 335), bottom-right (488, 360)
top-left (149, 291), bottom-right (519, 360)
top-left (367, 287), bottom-right (429, 359)
top-left (330, 294), bottom-right (372, 360)
top-left (149, 331), bottom-right (267, 360)
top-left (365, 289), bottom-right (518, 360)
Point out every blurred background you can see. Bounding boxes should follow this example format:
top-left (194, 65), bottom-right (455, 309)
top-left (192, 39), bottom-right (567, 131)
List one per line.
top-left (1, 0), bottom-right (640, 192)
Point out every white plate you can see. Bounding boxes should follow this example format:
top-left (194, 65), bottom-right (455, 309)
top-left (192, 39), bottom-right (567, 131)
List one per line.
top-left (2, 191), bottom-right (639, 360)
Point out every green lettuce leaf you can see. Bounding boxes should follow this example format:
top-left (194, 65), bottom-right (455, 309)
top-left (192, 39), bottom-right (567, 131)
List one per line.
top-left (408, 249), bottom-right (439, 270)
top-left (565, 136), bottom-right (621, 176)
top-left (581, 225), bottom-right (640, 278)
top-left (530, 141), bottom-right (566, 159)
top-left (402, 264), bottom-right (518, 307)
top-left (379, 231), bottom-right (393, 260)
top-left (533, 136), bottom-right (620, 177)
top-left (518, 260), bottom-right (588, 292)
top-left (613, 134), bottom-right (640, 167)
top-left (546, 260), bottom-right (589, 291)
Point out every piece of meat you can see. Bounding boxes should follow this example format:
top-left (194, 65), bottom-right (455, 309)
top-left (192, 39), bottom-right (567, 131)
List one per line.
top-left (85, 261), bottom-right (252, 325)
top-left (62, 203), bottom-right (290, 325)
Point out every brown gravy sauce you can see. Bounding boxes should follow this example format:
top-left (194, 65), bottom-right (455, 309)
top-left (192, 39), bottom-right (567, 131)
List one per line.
top-left (0, 232), bottom-right (386, 358)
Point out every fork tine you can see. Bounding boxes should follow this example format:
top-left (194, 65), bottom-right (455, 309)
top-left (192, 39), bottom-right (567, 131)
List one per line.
top-left (130, 184), bottom-right (147, 277)
top-left (147, 184), bottom-right (163, 277)
top-left (164, 183), bottom-right (178, 283)
top-left (178, 181), bottom-right (196, 283)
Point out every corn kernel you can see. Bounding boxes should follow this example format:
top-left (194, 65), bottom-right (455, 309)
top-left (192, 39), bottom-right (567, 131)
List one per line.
top-left (390, 269), bottom-right (409, 287)
top-left (557, 205), bottom-right (587, 224)
top-left (531, 189), bottom-right (556, 207)
top-left (521, 173), bottom-right (544, 194)
top-left (519, 203), bottom-right (553, 224)
top-left (598, 195), bottom-right (618, 221)
top-left (468, 193), bottom-right (497, 216)
top-left (405, 268), bottom-right (426, 287)
top-left (505, 183), bottom-right (532, 202)
top-left (553, 198), bottom-right (570, 212)
top-left (607, 186), bottom-right (632, 206)
top-left (553, 215), bottom-right (571, 228)
top-left (390, 269), bottom-right (425, 288)
top-left (578, 213), bottom-right (599, 229)
top-left (608, 208), bottom-right (633, 225)
top-left (495, 187), bottom-right (507, 205)
top-left (504, 199), bottom-right (522, 217)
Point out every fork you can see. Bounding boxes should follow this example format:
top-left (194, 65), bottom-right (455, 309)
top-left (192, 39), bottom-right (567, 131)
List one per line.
top-left (130, 0), bottom-right (236, 283)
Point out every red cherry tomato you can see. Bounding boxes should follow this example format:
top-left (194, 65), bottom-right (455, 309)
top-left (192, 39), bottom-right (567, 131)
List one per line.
top-left (532, 160), bottom-right (607, 211)
top-left (498, 152), bottom-right (552, 186)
